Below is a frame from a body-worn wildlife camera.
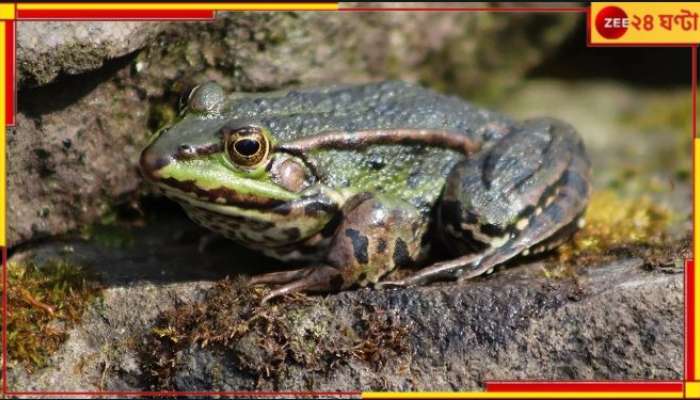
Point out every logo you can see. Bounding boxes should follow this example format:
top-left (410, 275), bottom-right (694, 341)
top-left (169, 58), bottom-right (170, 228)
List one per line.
top-left (595, 6), bottom-right (629, 39)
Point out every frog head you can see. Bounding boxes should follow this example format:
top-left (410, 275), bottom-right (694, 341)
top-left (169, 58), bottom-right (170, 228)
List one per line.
top-left (139, 82), bottom-right (343, 247)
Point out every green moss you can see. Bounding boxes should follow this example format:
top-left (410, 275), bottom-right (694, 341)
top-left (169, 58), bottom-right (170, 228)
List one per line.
top-left (141, 278), bottom-right (408, 389)
top-left (6, 258), bottom-right (102, 372)
top-left (558, 190), bottom-right (674, 262)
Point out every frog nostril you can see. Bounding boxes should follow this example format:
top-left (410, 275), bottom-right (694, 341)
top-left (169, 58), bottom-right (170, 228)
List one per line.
top-left (178, 144), bottom-right (196, 157)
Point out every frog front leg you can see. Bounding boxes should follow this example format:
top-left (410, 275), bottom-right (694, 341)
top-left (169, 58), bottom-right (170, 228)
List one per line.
top-left (379, 118), bottom-right (591, 287)
top-left (250, 193), bottom-right (428, 303)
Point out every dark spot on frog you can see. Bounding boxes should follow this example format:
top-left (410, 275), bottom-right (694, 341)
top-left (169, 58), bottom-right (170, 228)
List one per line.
top-left (62, 138), bottom-right (72, 150)
top-left (515, 205), bottom-right (536, 222)
top-left (377, 238), bottom-right (387, 254)
top-left (282, 227), bottom-right (301, 241)
top-left (246, 220), bottom-right (275, 230)
top-left (480, 223), bottom-right (506, 237)
top-left (441, 200), bottom-right (471, 223)
top-left (357, 272), bottom-right (367, 282)
top-left (407, 167), bottom-right (423, 189)
top-left (273, 202), bottom-right (293, 215)
top-left (304, 197), bottom-right (338, 216)
top-left (321, 212), bottom-right (343, 238)
top-left (393, 238), bottom-right (411, 268)
top-left (345, 228), bottom-right (369, 264)
top-left (368, 159), bottom-right (385, 170)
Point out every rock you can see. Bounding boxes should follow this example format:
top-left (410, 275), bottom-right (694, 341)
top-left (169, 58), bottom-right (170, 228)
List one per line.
top-left (5, 211), bottom-right (686, 391)
top-left (160, 254), bottom-right (684, 391)
top-left (18, 22), bottom-right (167, 88)
top-left (11, 11), bottom-right (578, 246)
top-left (10, 81), bottom-right (147, 247)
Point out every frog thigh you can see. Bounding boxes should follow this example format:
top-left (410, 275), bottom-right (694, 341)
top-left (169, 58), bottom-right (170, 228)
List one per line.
top-left (383, 118), bottom-right (591, 287)
top-left (249, 193), bottom-right (427, 302)
top-left (455, 160), bottom-right (590, 282)
top-left (326, 193), bottom-right (428, 288)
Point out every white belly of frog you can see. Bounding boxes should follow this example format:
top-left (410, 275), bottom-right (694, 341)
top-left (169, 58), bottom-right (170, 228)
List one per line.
top-left (182, 203), bottom-right (330, 263)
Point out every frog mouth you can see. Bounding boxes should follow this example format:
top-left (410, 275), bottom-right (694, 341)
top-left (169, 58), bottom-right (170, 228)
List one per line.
top-left (155, 178), bottom-right (290, 210)
top-left (155, 179), bottom-right (343, 221)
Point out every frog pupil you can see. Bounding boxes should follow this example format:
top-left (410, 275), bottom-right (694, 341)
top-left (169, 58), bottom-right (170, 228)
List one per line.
top-left (235, 139), bottom-right (260, 157)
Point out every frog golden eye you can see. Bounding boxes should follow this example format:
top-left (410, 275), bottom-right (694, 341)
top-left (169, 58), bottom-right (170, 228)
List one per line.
top-left (224, 126), bottom-right (270, 167)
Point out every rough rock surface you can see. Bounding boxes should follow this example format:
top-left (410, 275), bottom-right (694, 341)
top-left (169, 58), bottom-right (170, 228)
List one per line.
top-left (18, 22), bottom-right (166, 87)
top-left (6, 210), bottom-right (687, 391)
top-left (11, 10), bottom-right (578, 247)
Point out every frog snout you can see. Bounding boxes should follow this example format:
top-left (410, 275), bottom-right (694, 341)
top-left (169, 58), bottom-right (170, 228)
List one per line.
top-left (139, 143), bottom-right (171, 182)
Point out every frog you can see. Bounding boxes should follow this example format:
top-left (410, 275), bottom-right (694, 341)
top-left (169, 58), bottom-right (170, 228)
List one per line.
top-left (139, 80), bottom-right (591, 303)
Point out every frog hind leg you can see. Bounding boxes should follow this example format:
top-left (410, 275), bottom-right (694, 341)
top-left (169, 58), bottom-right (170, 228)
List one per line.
top-left (250, 193), bottom-right (427, 302)
top-left (250, 265), bottom-right (343, 304)
top-left (249, 267), bottom-right (327, 286)
top-left (454, 184), bottom-right (588, 283)
top-left (380, 118), bottom-right (591, 288)
top-left (380, 165), bottom-right (588, 288)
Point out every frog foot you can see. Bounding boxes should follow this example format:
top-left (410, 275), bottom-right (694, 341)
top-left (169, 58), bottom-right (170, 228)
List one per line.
top-left (376, 252), bottom-right (484, 289)
top-left (248, 265), bottom-right (342, 304)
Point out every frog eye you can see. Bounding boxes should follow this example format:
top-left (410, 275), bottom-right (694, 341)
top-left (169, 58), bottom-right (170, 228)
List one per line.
top-left (182, 81), bottom-right (224, 114)
top-left (224, 126), bottom-right (270, 168)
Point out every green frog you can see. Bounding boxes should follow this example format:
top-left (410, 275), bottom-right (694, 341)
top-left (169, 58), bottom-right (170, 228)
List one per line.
top-left (140, 81), bottom-right (591, 302)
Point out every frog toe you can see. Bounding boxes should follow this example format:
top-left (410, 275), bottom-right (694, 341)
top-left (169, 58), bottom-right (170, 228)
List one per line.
top-left (251, 265), bottom-right (343, 304)
top-left (248, 268), bottom-right (311, 285)
top-left (374, 279), bottom-right (409, 290)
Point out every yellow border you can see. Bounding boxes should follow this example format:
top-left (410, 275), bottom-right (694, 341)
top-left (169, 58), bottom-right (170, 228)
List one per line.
top-left (695, 139), bottom-right (700, 382)
top-left (0, 22), bottom-right (6, 248)
top-left (361, 391), bottom-right (683, 399)
top-left (2, 2), bottom-right (697, 399)
top-left (16, 3), bottom-right (338, 11)
top-left (0, 4), bottom-right (14, 20)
